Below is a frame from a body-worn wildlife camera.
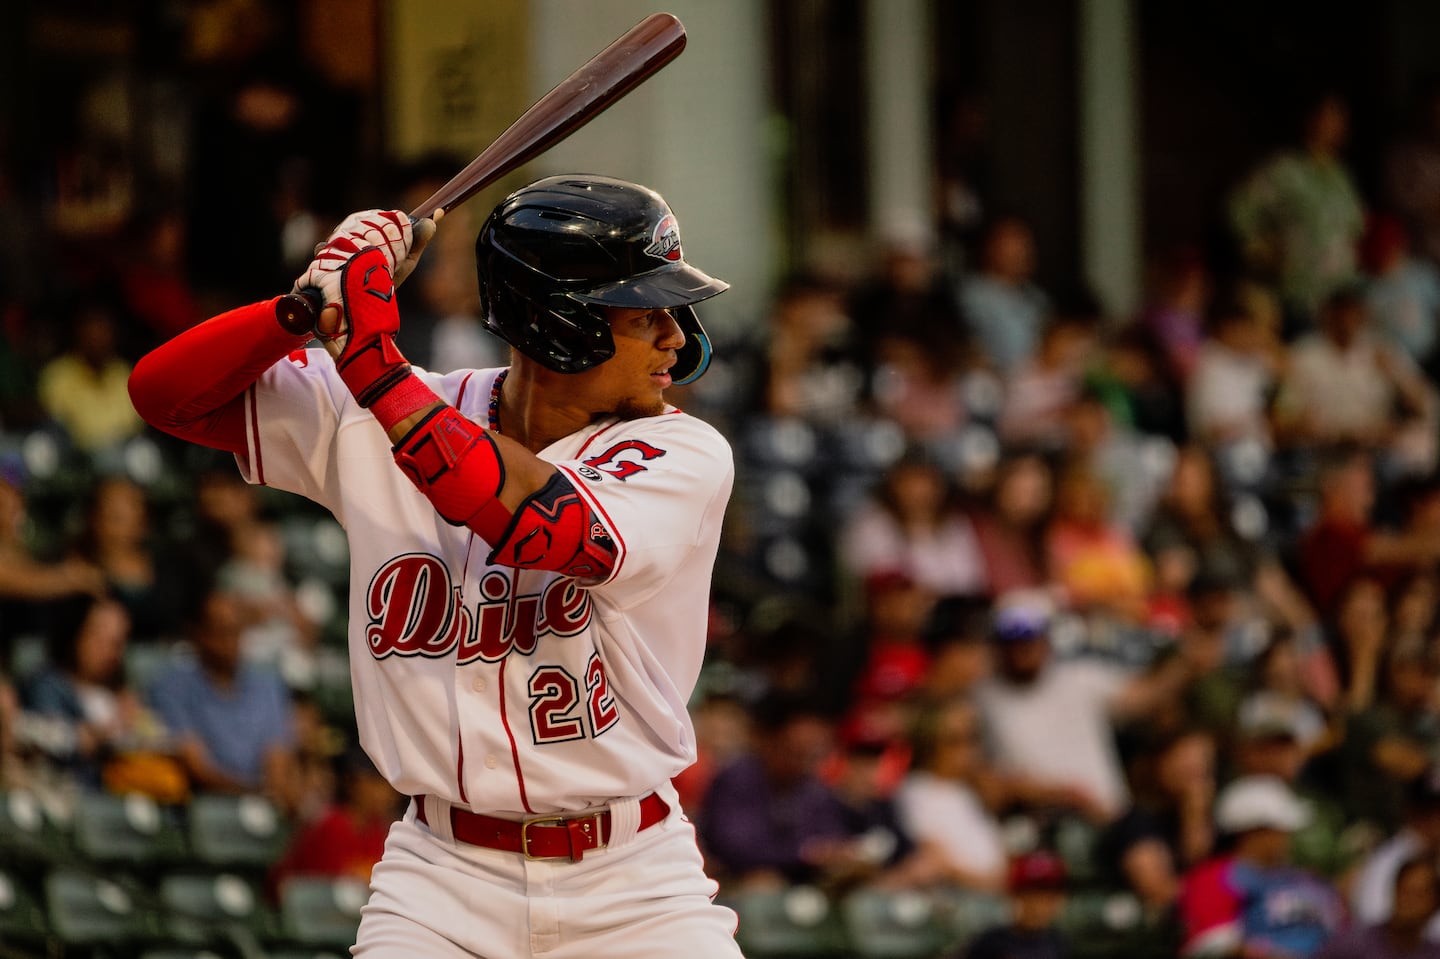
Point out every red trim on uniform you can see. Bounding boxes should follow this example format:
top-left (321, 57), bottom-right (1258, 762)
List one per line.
top-left (574, 418), bottom-right (626, 459)
top-left (455, 371), bottom-right (475, 411)
top-left (497, 656), bottom-right (534, 814)
top-left (456, 732), bottom-right (468, 804)
top-left (557, 463), bottom-right (628, 585)
top-left (247, 387), bottom-right (265, 486)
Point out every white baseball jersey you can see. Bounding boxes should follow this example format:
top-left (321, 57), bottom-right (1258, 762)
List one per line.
top-left (236, 354), bottom-right (733, 815)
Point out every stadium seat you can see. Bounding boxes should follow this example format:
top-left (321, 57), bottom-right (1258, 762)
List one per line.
top-left (158, 870), bottom-right (280, 948)
top-left (276, 876), bottom-right (369, 950)
top-left (1058, 889), bottom-right (1174, 959)
top-left (0, 788), bottom-right (73, 868)
top-left (720, 885), bottom-right (850, 958)
top-left (0, 866), bottom-right (49, 947)
top-left (1053, 815), bottom-right (1103, 885)
top-left (74, 791), bottom-right (189, 870)
top-left (839, 888), bottom-right (950, 959)
top-left (44, 867), bottom-right (166, 949)
top-left (187, 794), bottom-right (290, 870)
top-left (929, 887), bottom-right (1013, 954)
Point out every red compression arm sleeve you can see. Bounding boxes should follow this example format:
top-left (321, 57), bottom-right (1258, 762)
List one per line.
top-left (128, 297), bottom-right (312, 454)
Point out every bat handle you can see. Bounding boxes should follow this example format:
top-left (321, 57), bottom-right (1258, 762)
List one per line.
top-left (276, 287), bottom-right (322, 335)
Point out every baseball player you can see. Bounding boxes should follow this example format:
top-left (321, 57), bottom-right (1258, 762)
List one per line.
top-left (129, 175), bottom-right (743, 957)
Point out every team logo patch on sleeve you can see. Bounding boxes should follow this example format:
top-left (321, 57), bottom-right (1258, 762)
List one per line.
top-left (582, 440), bottom-right (666, 481)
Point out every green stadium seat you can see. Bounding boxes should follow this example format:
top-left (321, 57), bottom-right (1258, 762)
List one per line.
top-left (929, 887), bottom-right (1013, 954)
top-left (158, 870), bottom-right (281, 947)
top-left (0, 788), bottom-right (74, 868)
top-left (74, 791), bottom-right (189, 869)
top-left (276, 876), bottom-right (369, 950)
top-left (187, 794), bottom-right (291, 870)
top-left (1058, 889), bottom-right (1175, 959)
top-left (720, 885), bottom-right (850, 958)
top-left (839, 888), bottom-right (950, 959)
top-left (44, 867), bottom-right (167, 949)
top-left (0, 866), bottom-right (49, 947)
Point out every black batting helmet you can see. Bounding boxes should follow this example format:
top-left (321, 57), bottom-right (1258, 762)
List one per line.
top-left (476, 175), bottom-right (728, 384)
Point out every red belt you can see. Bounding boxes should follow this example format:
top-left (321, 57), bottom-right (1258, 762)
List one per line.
top-left (414, 793), bottom-right (669, 862)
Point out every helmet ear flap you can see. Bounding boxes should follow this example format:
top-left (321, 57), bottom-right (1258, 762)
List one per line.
top-left (482, 276), bottom-right (615, 373)
top-left (671, 306), bottom-right (712, 385)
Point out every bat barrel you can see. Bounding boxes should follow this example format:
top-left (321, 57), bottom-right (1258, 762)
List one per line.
top-left (408, 12), bottom-right (686, 220)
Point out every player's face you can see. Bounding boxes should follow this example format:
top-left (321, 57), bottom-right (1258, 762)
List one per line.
top-left (576, 307), bottom-right (687, 419)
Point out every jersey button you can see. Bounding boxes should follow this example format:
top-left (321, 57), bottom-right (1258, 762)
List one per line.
top-left (484, 754), bottom-right (498, 769)
top-left (472, 677), bottom-right (487, 692)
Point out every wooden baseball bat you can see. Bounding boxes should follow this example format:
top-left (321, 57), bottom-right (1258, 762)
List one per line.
top-left (276, 11), bottom-right (687, 333)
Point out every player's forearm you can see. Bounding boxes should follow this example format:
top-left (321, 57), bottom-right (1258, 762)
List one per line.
top-left (129, 297), bottom-right (311, 453)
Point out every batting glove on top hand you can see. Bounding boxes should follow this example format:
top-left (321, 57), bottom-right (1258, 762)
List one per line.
top-left (292, 209), bottom-right (438, 309)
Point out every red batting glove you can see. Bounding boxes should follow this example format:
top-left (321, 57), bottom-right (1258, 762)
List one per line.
top-left (325, 247), bottom-right (414, 409)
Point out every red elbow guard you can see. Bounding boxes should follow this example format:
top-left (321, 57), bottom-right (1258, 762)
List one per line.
top-left (391, 406), bottom-right (512, 541)
top-left (488, 473), bottom-right (618, 580)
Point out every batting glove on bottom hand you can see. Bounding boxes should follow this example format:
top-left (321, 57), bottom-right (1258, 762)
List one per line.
top-left (325, 247), bottom-right (411, 409)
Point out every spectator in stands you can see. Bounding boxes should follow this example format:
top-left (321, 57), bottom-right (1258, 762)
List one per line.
top-left (1295, 448), bottom-right (1440, 621)
top-left (114, 206), bottom-right (204, 353)
top-left (270, 743), bottom-right (403, 888)
top-left (216, 517), bottom-right (320, 676)
top-left (973, 590), bottom-right (1196, 825)
top-left (1384, 78), bottom-right (1440, 268)
top-left (20, 593), bottom-right (161, 790)
top-left (36, 300), bottom-right (145, 454)
top-left (146, 587), bottom-right (300, 811)
top-left (1339, 636), bottom-right (1440, 835)
top-left (868, 335), bottom-right (970, 459)
top-left (1275, 287), bottom-right (1436, 477)
top-left (1043, 460), bottom-right (1152, 621)
top-left (821, 727), bottom-right (937, 891)
top-left (960, 850), bottom-right (1071, 959)
top-left (1229, 90), bottom-right (1366, 335)
top-left (1137, 246), bottom-right (1211, 386)
top-left (1319, 855), bottom-right (1440, 958)
top-left (843, 571), bottom-right (936, 744)
top-left (959, 214), bottom-right (1051, 374)
top-left (1227, 688), bottom-right (1353, 880)
top-left (838, 453), bottom-right (988, 599)
top-left (1101, 727), bottom-right (1218, 913)
top-left (1176, 569), bottom-right (1251, 740)
top-left (0, 464), bottom-right (104, 643)
top-left (172, 464), bottom-right (262, 601)
top-left (1186, 285), bottom-right (1284, 479)
top-left (67, 475), bottom-right (184, 641)
top-left (1351, 769), bottom-right (1440, 943)
top-left (851, 220), bottom-right (970, 384)
top-left (747, 272), bottom-right (864, 427)
top-left (1178, 775), bottom-right (1345, 958)
top-left (971, 450), bottom-right (1055, 597)
top-left (698, 691), bottom-right (860, 889)
top-left (893, 696), bottom-right (1008, 892)
top-left (917, 594), bottom-right (994, 703)
top-left (1063, 387), bottom-right (1172, 537)
top-left (673, 690), bottom-right (753, 815)
top-left (1236, 631), bottom-right (1333, 761)
top-left (997, 314), bottom-right (1099, 451)
top-left (1361, 212), bottom-right (1440, 375)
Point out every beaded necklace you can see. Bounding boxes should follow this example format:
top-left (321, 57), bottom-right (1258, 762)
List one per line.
top-left (488, 368), bottom-right (509, 432)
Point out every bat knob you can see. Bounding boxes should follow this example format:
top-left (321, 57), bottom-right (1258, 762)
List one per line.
top-left (276, 290), bottom-right (321, 335)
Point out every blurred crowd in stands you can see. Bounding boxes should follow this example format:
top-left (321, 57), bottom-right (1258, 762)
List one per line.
top-left (9, 3), bottom-right (1440, 956)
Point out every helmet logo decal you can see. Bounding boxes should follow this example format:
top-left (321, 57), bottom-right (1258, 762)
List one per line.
top-left (643, 214), bottom-right (683, 262)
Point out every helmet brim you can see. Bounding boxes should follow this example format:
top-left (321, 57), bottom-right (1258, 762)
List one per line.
top-left (569, 262), bottom-right (729, 310)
